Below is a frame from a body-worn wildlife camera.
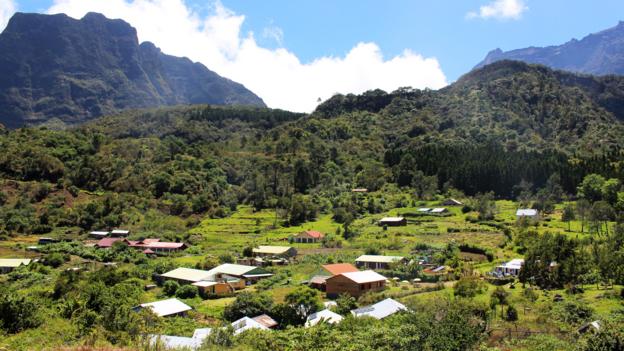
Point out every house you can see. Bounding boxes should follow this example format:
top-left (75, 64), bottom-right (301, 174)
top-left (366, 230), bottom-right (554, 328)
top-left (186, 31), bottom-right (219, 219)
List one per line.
top-left (252, 245), bottom-right (297, 258)
top-left (160, 267), bottom-right (213, 284)
top-left (378, 217), bottom-right (407, 226)
top-left (293, 230), bottom-right (325, 243)
top-left (206, 263), bottom-right (273, 283)
top-left (578, 320), bottom-right (602, 334)
top-left (231, 316), bottom-right (269, 335)
top-left (516, 209), bottom-right (539, 221)
top-left (351, 188), bottom-right (368, 193)
top-left (355, 255), bottom-right (405, 270)
top-left (325, 270), bottom-right (387, 298)
top-left (192, 279), bottom-right (245, 296)
top-left (351, 298), bottom-right (407, 319)
top-left (95, 238), bottom-right (186, 253)
top-left (150, 328), bottom-right (211, 350)
top-left (252, 314), bottom-right (279, 329)
top-left (0, 259), bottom-right (32, 274)
top-left (305, 309), bottom-right (344, 327)
top-left (430, 208), bottom-right (447, 213)
top-left (89, 231), bottom-right (109, 238)
top-left (137, 298), bottom-right (192, 317)
top-left (495, 258), bottom-right (524, 276)
top-left (309, 275), bottom-right (330, 291)
top-left (424, 265), bottom-right (447, 275)
top-left (417, 208), bottom-right (431, 213)
top-left (442, 198), bottom-right (463, 206)
top-left (322, 263), bottom-right (359, 276)
top-left (110, 229), bottom-right (130, 237)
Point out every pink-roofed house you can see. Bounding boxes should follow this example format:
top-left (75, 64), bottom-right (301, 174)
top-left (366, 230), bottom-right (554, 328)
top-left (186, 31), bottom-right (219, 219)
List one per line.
top-left (293, 230), bottom-right (325, 243)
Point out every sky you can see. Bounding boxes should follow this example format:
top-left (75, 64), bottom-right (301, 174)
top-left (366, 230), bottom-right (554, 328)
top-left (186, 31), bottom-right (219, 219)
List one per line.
top-left (2, 0), bottom-right (624, 112)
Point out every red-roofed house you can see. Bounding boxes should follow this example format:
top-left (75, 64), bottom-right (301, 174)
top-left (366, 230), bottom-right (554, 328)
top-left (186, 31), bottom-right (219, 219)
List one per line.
top-left (293, 230), bottom-right (325, 243)
top-left (322, 263), bottom-right (359, 276)
top-left (96, 237), bottom-right (124, 248)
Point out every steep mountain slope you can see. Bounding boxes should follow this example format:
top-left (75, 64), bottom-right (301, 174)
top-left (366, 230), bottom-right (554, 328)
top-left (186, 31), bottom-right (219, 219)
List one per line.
top-left (0, 12), bottom-right (265, 128)
top-left (475, 21), bottom-right (624, 76)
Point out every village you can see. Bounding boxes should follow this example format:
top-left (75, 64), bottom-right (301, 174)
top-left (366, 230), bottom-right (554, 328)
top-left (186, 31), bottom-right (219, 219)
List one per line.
top-left (1, 185), bottom-right (615, 351)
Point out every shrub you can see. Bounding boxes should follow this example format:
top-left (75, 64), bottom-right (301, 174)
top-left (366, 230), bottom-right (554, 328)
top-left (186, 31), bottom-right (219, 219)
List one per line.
top-left (163, 280), bottom-right (180, 296)
top-left (506, 305), bottom-right (518, 322)
top-left (454, 277), bottom-right (485, 298)
top-left (176, 285), bottom-right (198, 299)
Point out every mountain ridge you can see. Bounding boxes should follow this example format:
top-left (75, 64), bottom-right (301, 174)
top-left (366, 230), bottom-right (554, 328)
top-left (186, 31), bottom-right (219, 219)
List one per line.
top-left (0, 12), bottom-right (265, 128)
top-left (474, 21), bottom-right (624, 76)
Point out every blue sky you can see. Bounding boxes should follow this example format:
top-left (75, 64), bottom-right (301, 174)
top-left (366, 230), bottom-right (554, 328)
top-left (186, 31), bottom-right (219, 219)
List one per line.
top-left (4, 0), bottom-right (624, 111)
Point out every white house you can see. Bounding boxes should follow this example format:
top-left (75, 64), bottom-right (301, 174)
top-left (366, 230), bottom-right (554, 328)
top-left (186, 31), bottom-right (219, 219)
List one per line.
top-left (231, 316), bottom-right (269, 335)
top-left (150, 328), bottom-right (211, 350)
top-left (305, 309), bottom-right (344, 327)
top-left (137, 298), bottom-right (192, 317)
top-left (516, 209), bottom-right (539, 221)
top-left (495, 258), bottom-right (525, 276)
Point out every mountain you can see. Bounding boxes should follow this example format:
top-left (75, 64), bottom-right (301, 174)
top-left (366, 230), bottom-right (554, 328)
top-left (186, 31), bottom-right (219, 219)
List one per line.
top-left (0, 12), bottom-right (265, 129)
top-left (475, 21), bottom-right (624, 76)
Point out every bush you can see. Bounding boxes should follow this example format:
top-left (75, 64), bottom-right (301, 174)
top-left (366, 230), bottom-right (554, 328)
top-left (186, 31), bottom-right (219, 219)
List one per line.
top-left (176, 285), bottom-right (198, 299)
top-left (0, 292), bottom-right (42, 333)
top-left (43, 252), bottom-right (67, 268)
top-left (454, 277), bottom-right (485, 298)
top-left (163, 280), bottom-right (180, 296)
top-left (506, 305), bottom-right (518, 322)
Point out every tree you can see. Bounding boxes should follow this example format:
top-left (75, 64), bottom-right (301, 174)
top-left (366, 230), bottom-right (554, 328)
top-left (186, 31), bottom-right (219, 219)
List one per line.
top-left (334, 294), bottom-right (358, 315)
top-left (223, 292), bottom-right (273, 322)
top-left (562, 204), bottom-right (576, 232)
top-left (490, 287), bottom-right (509, 319)
top-left (601, 178), bottom-right (621, 205)
top-left (280, 286), bottom-right (322, 326)
top-left (176, 285), bottom-right (198, 299)
top-left (454, 277), bottom-right (484, 298)
top-left (590, 201), bottom-right (614, 236)
top-left (0, 291), bottom-right (42, 333)
top-left (576, 199), bottom-right (591, 233)
top-left (505, 305), bottom-right (518, 322)
top-left (474, 192), bottom-right (496, 221)
top-left (577, 174), bottom-right (606, 202)
top-left (163, 280), bottom-right (180, 296)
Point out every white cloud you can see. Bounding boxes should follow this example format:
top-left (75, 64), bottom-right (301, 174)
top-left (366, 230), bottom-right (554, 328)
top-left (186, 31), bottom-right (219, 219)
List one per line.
top-left (47, 0), bottom-right (447, 112)
top-left (467, 0), bottom-right (528, 20)
top-left (0, 0), bottom-right (17, 32)
top-left (262, 22), bottom-right (284, 47)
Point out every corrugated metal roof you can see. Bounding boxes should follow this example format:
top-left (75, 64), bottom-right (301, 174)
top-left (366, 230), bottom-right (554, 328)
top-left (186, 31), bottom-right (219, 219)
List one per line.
top-left (351, 298), bottom-right (407, 319)
top-left (161, 267), bottom-right (213, 282)
top-left (0, 259), bottom-right (31, 268)
top-left (516, 209), bottom-right (538, 216)
top-left (150, 335), bottom-right (203, 350)
top-left (379, 217), bottom-right (405, 222)
top-left (252, 246), bottom-right (293, 254)
top-left (140, 298), bottom-right (192, 317)
top-left (252, 314), bottom-right (278, 328)
top-left (305, 309), bottom-right (344, 327)
top-left (337, 270), bottom-right (387, 284)
top-left (431, 208), bottom-right (447, 213)
top-left (355, 255), bottom-right (404, 263)
top-left (231, 316), bottom-right (269, 335)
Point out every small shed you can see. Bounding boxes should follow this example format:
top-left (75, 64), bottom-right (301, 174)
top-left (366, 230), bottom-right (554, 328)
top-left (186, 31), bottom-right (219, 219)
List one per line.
top-left (355, 255), bottom-right (406, 270)
top-left (89, 231), bottom-right (110, 238)
top-left (516, 209), bottom-right (539, 221)
top-left (442, 198), bottom-right (463, 206)
top-left (430, 208), bottom-right (447, 213)
top-left (252, 314), bottom-right (278, 329)
top-left (231, 316), bottom-right (269, 335)
top-left (0, 258), bottom-right (32, 274)
top-left (252, 246), bottom-right (297, 258)
top-left (379, 217), bottom-right (407, 226)
top-left (110, 229), bottom-right (130, 237)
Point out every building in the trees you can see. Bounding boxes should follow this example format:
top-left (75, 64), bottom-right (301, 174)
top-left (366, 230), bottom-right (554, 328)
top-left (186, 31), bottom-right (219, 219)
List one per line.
top-left (430, 208), bottom-right (448, 213)
top-left (495, 258), bottom-right (524, 276)
top-left (0, 258), bottom-right (32, 274)
top-left (137, 298), bottom-right (192, 317)
top-left (516, 209), bottom-right (539, 222)
top-left (252, 245), bottom-right (297, 258)
top-left (442, 198), bottom-right (463, 206)
top-left (110, 229), bottom-right (130, 237)
top-left (355, 255), bottom-right (406, 270)
top-left (325, 270), bottom-right (387, 298)
top-left (379, 217), bottom-right (407, 226)
top-left (231, 316), bottom-right (270, 335)
top-left (95, 238), bottom-right (186, 253)
top-left (293, 230), bottom-right (325, 243)
top-left (89, 230), bottom-right (109, 238)
top-left (351, 188), bottom-right (368, 193)
top-left (351, 298), bottom-right (407, 319)
top-left (252, 314), bottom-right (279, 329)
top-left (305, 309), bottom-right (344, 327)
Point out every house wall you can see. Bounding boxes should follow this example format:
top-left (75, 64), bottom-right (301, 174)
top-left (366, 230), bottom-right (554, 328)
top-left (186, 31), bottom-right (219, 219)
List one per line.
top-left (325, 275), bottom-right (385, 298)
top-left (355, 261), bottom-right (390, 270)
top-left (379, 219), bottom-right (407, 226)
